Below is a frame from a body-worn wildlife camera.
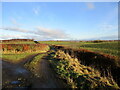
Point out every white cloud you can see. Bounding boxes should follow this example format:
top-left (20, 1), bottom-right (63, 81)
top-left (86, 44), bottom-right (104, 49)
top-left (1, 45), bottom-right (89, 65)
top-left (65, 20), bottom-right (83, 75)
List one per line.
top-left (36, 26), bottom-right (68, 39)
top-left (0, 34), bottom-right (25, 40)
top-left (1, 27), bottom-right (28, 32)
top-left (0, 26), bottom-right (69, 40)
top-left (33, 7), bottom-right (40, 15)
top-left (86, 2), bottom-right (95, 9)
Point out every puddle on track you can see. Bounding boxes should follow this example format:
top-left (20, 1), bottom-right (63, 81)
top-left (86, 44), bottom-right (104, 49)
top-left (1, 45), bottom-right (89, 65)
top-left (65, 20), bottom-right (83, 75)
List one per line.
top-left (2, 61), bottom-right (32, 88)
top-left (14, 67), bottom-right (30, 75)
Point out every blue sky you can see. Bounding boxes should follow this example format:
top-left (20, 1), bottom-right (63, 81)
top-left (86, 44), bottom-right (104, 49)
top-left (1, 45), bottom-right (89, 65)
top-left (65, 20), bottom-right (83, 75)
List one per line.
top-left (0, 2), bottom-right (118, 40)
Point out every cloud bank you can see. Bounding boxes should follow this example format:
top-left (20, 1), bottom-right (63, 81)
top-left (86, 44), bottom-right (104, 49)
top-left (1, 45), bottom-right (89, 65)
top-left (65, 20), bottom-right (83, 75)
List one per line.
top-left (0, 26), bottom-right (69, 40)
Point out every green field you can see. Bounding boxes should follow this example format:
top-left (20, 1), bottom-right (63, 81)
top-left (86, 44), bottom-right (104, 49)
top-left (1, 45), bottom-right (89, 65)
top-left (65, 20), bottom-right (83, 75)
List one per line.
top-left (1, 40), bottom-right (119, 62)
top-left (1, 40), bottom-right (119, 59)
top-left (39, 41), bottom-right (119, 57)
top-left (1, 52), bottom-right (39, 63)
top-left (1, 40), bottom-right (118, 57)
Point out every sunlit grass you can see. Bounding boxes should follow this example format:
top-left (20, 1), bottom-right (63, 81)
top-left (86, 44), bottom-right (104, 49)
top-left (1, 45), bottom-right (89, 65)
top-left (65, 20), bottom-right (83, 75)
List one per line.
top-left (1, 52), bottom-right (43, 63)
top-left (39, 41), bottom-right (119, 57)
top-left (49, 50), bottom-right (119, 89)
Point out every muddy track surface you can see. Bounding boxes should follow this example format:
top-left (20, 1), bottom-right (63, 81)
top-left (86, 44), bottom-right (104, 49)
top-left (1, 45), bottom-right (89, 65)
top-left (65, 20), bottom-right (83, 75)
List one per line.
top-left (30, 58), bottom-right (65, 88)
top-left (2, 53), bottom-right (65, 89)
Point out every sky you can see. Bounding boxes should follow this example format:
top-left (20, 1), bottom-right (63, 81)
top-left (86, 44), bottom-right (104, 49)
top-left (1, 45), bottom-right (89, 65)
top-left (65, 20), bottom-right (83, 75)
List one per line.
top-left (0, 2), bottom-right (118, 40)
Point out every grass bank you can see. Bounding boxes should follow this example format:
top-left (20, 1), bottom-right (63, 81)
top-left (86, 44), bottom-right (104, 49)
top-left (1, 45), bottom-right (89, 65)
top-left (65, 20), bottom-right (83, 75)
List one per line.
top-left (48, 50), bottom-right (119, 89)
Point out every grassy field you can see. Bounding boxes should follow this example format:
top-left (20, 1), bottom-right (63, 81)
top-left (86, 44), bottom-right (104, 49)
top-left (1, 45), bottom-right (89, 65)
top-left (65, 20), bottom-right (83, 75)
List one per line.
top-left (39, 41), bottom-right (119, 57)
top-left (1, 40), bottom-right (118, 57)
top-left (1, 40), bottom-right (119, 62)
top-left (1, 52), bottom-right (39, 63)
top-left (79, 42), bottom-right (119, 57)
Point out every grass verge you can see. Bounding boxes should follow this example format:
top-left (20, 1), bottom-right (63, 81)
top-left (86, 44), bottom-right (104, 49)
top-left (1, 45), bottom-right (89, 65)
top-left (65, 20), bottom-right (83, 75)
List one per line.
top-left (25, 54), bottom-right (45, 77)
top-left (48, 50), bottom-right (119, 89)
top-left (0, 52), bottom-right (45, 63)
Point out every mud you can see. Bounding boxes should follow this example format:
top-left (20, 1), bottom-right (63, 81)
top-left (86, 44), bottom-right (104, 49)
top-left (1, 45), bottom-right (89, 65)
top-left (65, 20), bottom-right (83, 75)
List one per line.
top-left (30, 58), bottom-right (65, 88)
top-left (2, 53), bottom-right (65, 89)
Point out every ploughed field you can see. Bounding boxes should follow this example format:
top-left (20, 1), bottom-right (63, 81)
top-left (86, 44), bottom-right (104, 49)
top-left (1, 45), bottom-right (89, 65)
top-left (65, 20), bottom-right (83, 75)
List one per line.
top-left (0, 40), bottom-right (120, 89)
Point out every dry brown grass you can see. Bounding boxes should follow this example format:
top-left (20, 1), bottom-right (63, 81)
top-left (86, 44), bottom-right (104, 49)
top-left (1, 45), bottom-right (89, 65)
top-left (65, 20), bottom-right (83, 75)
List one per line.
top-left (54, 50), bottom-right (119, 89)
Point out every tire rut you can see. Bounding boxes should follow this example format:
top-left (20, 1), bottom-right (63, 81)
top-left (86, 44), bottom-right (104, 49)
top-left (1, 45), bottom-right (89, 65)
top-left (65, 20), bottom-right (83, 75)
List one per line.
top-left (2, 52), bottom-right (65, 88)
top-left (31, 57), bottom-right (64, 88)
